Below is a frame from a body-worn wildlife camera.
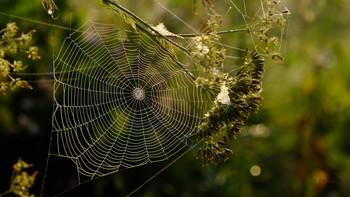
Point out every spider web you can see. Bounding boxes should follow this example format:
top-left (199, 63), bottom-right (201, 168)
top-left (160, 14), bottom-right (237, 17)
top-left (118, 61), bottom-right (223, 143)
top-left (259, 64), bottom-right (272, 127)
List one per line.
top-left (51, 20), bottom-right (214, 179)
top-left (43, 0), bottom-right (288, 195)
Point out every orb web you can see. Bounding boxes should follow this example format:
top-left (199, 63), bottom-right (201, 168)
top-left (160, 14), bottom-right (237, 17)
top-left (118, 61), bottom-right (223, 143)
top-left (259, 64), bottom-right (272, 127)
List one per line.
top-left (46, 1), bottom-right (289, 193)
top-left (133, 88), bottom-right (145, 100)
top-left (51, 20), bottom-right (213, 179)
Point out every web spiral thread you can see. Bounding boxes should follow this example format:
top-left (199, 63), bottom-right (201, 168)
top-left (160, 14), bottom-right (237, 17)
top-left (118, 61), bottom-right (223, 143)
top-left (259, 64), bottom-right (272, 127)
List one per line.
top-left (51, 21), bottom-right (213, 179)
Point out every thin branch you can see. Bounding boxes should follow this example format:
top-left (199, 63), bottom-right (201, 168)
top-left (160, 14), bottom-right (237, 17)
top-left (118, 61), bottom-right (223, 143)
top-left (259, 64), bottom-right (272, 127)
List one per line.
top-left (101, 0), bottom-right (190, 54)
top-left (100, 0), bottom-right (195, 80)
top-left (173, 28), bottom-right (249, 38)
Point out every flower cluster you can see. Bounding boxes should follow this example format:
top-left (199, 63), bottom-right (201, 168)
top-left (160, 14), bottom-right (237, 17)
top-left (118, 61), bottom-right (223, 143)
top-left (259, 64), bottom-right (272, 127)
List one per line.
top-left (191, 0), bottom-right (289, 166)
top-left (251, 1), bottom-right (291, 60)
top-left (0, 158), bottom-right (38, 197)
top-left (188, 14), bottom-right (266, 166)
top-left (0, 22), bottom-right (40, 95)
top-left (190, 16), bottom-right (227, 97)
top-left (196, 50), bottom-right (265, 165)
top-left (191, 33), bottom-right (225, 70)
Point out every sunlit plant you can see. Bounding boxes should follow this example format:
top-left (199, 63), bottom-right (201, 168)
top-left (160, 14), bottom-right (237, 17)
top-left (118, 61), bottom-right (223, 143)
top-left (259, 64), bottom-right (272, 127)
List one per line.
top-left (0, 22), bottom-right (40, 95)
top-left (0, 159), bottom-right (38, 197)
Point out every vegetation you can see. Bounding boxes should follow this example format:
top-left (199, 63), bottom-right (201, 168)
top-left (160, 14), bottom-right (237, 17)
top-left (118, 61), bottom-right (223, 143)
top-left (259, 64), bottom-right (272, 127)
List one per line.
top-left (0, 159), bottom-right (38, 197)
top-left (0, 0), bottom-right (349, 196)
top-left (0, 22), bottom-right (40, 95)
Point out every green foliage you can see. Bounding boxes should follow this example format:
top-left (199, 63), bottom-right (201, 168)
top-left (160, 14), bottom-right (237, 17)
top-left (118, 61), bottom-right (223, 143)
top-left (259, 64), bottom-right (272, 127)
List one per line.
top-left (0, 22), bottom-right (40, 95)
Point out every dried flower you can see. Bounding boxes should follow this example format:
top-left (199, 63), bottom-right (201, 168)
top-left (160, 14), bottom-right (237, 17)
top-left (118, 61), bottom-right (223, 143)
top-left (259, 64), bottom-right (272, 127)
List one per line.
top-left (12, 60), bottom-right (26, 72)
top-left (0, 58), bottom-right (11, 77)
top-left (0, 49), bottom-right (4, 57)
top-left (0, 22), bottom-right (39, 94)
top-left (0, 158), bottom-right (38, 197)
top-left (1, 22), bottom-right (18, 40)
top-left (0, 82), bottom-right (8, 94)
top-left (28, 46), bottom-right (41, 60)
top-left (19, 30), bottom-right (35, 45)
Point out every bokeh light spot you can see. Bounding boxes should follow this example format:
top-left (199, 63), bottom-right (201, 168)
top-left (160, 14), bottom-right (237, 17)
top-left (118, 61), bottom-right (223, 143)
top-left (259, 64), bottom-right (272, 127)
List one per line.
top-left (250, 165), bottom-right (261, 176)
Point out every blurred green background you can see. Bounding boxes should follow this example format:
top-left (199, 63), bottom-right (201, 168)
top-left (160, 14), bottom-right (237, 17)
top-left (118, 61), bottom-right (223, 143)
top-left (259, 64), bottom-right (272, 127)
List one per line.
top-left (1, 0), bottom-right (350, 196)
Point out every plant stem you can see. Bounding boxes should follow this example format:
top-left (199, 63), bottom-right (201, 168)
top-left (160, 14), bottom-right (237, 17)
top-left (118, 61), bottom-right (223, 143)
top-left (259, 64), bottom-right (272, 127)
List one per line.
top-left (101, 0), bottom-right (190, 54)
top-left (175, 28), bottom-right (249, 37)
top-left (0, 189), bottom-right (12, 197)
